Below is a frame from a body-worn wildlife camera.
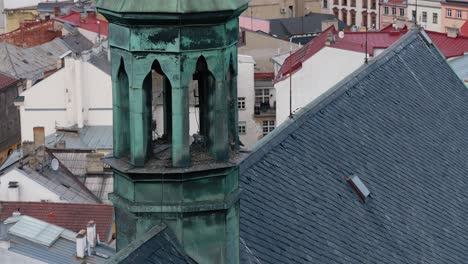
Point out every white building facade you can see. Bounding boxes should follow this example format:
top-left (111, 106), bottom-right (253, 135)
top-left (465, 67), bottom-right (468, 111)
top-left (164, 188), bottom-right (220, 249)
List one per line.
top-left (237, 55), bottom-right (258, 149)
top-left (276, 47), bottom-right (365, 125)
top-left (0, 168), bottom-right (63, 202)
top-left (407, 0), bottom-right (443, 32)
top-left (17, 53), bottom-right (112, 141)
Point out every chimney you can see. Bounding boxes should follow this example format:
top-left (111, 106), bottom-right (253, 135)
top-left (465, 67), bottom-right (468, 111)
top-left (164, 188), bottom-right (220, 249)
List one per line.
top-left (33, 127), bottom-right (45, 149)
top-left (325, 31), bottom-right (333, 46)
top-left (86, 153), bottom-right (105, 174)
top-left (22, 141), bottom-right (35, 156)
top-left (12, 210), bottom-right (21, 217)
top-left (8, 182), bottom-right (20, 201)
top-left (447, 27), bottom-right (459, 38)
top-left (86, 220), bottom-right (97, 250)
top-left (76, 230), bottom-right (87, 259)
top-left (80, 11), bottom-right (88, 22)
top-left (322, 19), bottom-right (338, 32)
top-left (54, 139), bottom-right (66, 149)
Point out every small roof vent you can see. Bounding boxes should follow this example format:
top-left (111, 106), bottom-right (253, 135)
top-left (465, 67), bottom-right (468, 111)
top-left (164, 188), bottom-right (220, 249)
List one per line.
top-left (346, 175), bottom-right (370, 203)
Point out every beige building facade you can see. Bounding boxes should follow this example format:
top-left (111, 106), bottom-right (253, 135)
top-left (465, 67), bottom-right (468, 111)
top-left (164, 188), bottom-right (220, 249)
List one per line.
top-left (243, 0), bottom-right (321, 19)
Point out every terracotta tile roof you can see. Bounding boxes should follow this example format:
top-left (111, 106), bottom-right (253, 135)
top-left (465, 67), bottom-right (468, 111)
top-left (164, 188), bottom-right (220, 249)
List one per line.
top-left (0, 20), bottom-right (62, 48)
top-left (55, 12), bottom-right (109, 36)
top-left (0, 201), bottom-right (114, 241)
top-left (0, 72), bottom-right (18, 90)
top-left (276, 25), bottom-right (468, 82)
top-left (460, 21), bottom-right (468, 37)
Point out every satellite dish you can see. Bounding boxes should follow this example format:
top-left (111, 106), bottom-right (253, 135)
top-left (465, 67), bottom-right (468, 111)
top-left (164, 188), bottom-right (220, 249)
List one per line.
top-left (51, 159), bottom-right (59, 171)
top-left (338, 31), bottom-right (345, 39)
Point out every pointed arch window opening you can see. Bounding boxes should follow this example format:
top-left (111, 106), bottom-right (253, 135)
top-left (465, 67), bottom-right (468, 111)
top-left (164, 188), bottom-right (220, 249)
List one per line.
top-left (143, 60), bottom-right (173, 159)
top-left (190, 56), bottom-right (216, 156)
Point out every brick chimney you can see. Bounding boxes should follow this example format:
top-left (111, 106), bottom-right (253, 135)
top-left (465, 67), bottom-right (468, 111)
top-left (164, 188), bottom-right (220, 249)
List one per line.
top-left (86, 153), bottom-right (105, 174)
top-left (33, 127), bottom-right (45, 149)
top-left (22, 141), bottom-right (35, 156)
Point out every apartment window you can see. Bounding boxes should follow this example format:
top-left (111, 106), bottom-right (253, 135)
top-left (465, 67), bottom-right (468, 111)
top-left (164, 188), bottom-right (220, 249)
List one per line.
top-left (371, 15), bottom-right (377, 28)
top-left (342, 10), bottom-right (348, 23)
top-left (351, 12), bottom-right (356, 25)
top-left (447, 9), bottom-right (452, 17)
top-left (333, 8), bottom-right (339, 17)
top-left (362, 0), bottom-right (368, 8)
top-left (255, 89), bottom-right (270, 104)
top-left (334, 0), bottom-right (339, 5)
top-left (262, 120), bottom-right (275, 136)
top-left (422, 11), bottom-right (427, 22)
top-left (433, 13), bottom-right (438, 24)
top-left (351, 0), bottom-right (356, 7)
top-left (384, 7), bottom-right (389, 15)
top-left (399, 8), bottom-right (404, 17)
top-left (412, 10), bottom-right (416, 20)
top-left (238, 97), bottom-right (246, 110)
top-left (324, 0), bottom-right (328, 8)
top-left (392, 7), bottom-right (396, 16)
top-left (371, 0), bottom-right (376, 9)
top-left (456, 10), bottom-right (462, 18)
top-left (238, 121), bottom-right (246, 135)
top-left (342, 0), bottom-right (347, 6)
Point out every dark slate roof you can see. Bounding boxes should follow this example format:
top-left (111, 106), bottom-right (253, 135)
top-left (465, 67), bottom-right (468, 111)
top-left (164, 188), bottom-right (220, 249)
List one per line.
top-left (239, 28), bottom-right (468, 264)
top-left (106, 224), bottom-right (196, 264)
top-left (270, 13), bottom-right (346, 40)
top-left (62, 33), bottom-right (93, 54)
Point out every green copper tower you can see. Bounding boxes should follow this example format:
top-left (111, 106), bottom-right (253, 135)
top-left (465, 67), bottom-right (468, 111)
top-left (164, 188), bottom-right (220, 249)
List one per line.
top-left (97, 0), bottom-right (249, 263)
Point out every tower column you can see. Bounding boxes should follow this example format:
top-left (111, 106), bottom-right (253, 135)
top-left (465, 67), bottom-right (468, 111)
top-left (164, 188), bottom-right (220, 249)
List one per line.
top-left (170, 69), bottom-right (191, 168)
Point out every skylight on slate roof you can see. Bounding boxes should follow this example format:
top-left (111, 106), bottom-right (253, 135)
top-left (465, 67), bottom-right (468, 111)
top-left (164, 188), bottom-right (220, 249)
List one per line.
top-left (347, 175), bottom-right (370, 203)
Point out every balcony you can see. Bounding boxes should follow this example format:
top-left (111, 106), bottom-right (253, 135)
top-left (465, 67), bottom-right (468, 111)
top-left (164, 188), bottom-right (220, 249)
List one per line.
top-left (254, 102), bottom-right (276, 117)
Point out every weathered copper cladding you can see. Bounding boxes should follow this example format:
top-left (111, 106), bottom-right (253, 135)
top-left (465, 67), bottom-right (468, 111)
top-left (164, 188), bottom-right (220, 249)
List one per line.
top-left (97, 0), bottom-right (249, 263)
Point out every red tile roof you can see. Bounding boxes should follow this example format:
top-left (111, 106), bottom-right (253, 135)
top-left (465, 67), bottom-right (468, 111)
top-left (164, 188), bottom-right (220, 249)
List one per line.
top-left (0, 202), bottom-right (114, 241)
top-left (0, 73), bottom-right (18, 90)
top-left (276, 26), bottom-right (468, 82)
top-left (55, 12), bottom-right (109, 36)
top-left (460, 21), bottom-right (468, 37)
top-left (0, 20), bottom-right (62, 48)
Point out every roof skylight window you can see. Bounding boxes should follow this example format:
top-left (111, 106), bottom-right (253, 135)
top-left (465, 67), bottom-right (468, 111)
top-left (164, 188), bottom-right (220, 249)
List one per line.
top-left (346, 175), bottom-right (370, 203)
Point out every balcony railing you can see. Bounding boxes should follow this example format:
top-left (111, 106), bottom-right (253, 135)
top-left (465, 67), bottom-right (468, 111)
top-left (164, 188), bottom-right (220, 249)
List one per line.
top-left (254, 102), bottom-right (276, 117)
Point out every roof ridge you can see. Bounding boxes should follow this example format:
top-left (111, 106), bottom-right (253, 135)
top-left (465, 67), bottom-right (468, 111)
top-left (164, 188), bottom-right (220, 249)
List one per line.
top-left (240, 27), bottom-right (427, 174)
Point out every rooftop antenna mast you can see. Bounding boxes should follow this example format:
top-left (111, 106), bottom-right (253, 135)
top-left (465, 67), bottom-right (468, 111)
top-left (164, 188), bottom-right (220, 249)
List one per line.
top-left (289, 45), bottom-right (293, 118)
top-left (365, 3), bottom-right (369, 64)
top-left (415, 0), bottom-right (418, 25)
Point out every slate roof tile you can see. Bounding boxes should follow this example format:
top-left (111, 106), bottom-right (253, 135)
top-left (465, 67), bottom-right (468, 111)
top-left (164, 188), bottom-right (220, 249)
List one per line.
top-left (239, 28), bottom-right (468, 263)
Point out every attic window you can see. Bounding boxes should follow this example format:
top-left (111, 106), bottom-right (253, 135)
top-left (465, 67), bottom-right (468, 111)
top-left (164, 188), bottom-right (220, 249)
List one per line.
top-left (346, 175), bottom-right (370, 203)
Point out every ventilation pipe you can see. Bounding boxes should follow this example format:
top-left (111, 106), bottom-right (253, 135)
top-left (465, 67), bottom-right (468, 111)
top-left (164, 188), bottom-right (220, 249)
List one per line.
top-left (8, 182), bottom-right (19, 201)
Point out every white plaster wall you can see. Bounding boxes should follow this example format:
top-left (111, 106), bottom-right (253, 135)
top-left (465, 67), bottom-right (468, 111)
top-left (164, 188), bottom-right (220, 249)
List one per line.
top-left (0, 0), bottom-right (5, 34)
top-left (276, 47), bottom-right (365, 126)
top-left (82, 62), bottom-right (113, 126)
top-left (20, 56), bottom-right (113, 141)
top-left (238, 55), bottom-right (257, 149)
top-left (0, 169), bottom-right (63, 202)
top-left (407, 0), bottom-right (442, 32)
top-left (19, 68), bottom-right (70, 141)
